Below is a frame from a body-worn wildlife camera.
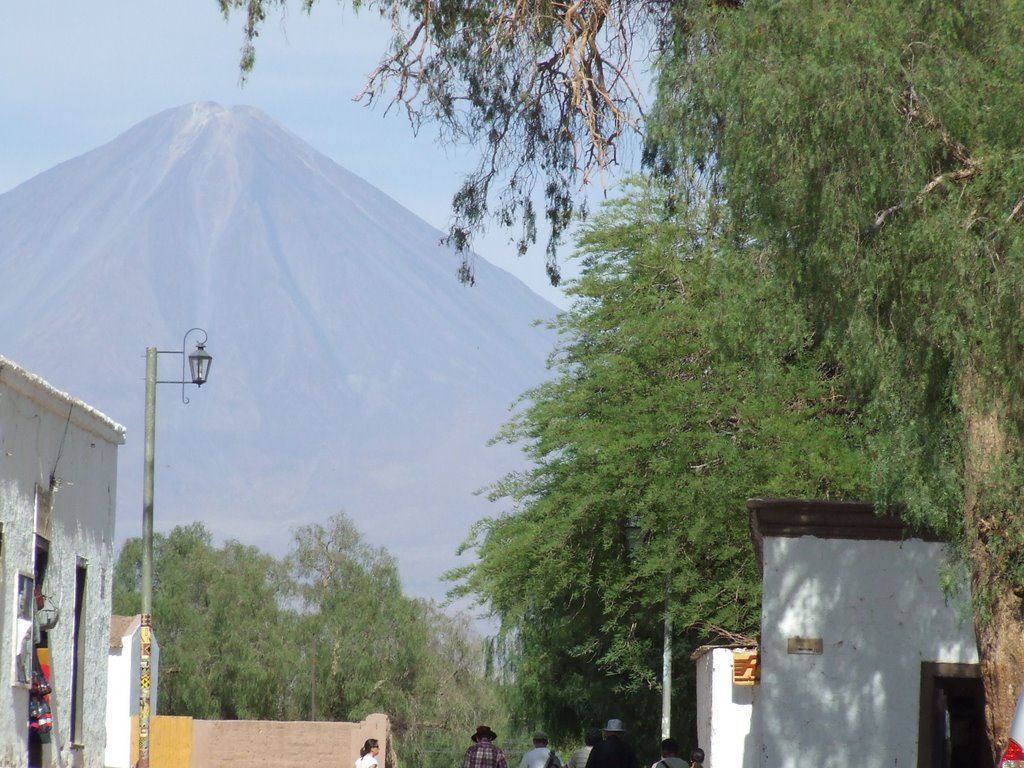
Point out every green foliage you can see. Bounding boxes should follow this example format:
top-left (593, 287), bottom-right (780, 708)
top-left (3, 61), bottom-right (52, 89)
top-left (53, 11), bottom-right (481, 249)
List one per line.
top-left (217, 0), bottom-right (1024, 741)
top-left (647, 0), bottom-right (1024, 598)
top-left (451, 178), bottom-right (870, 749)
top-left (113, 516), bottom-right (507, 768)
top-left (113, 524), bottom-right (292, 719)
top-left (286, 516), bottom-right (507, 768)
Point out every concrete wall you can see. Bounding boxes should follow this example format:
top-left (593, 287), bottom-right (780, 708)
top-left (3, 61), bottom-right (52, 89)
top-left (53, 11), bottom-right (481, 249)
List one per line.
top-left (106, 621), bottom-right (160, 768)
top-left (694, 647), bottom-right (756, 768)
top-left (755, 536), bottom-right (976, 768)
top-left (0, 358), bottom-right (125, 768)
top-left (105, 639), bottom-right (131, 768)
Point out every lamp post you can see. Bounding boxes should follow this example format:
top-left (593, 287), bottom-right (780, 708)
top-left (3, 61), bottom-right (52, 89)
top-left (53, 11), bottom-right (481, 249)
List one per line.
top-left (623, 516), bottom-right (672, 740)
top-left (138, 328), bottom-right (212, 768)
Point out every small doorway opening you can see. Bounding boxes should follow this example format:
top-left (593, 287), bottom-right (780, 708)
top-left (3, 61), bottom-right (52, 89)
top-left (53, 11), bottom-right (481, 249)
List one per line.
top-left (28, 536), bottom-right (50, 768)
top-left (918, 662), bottom-right (990, 768)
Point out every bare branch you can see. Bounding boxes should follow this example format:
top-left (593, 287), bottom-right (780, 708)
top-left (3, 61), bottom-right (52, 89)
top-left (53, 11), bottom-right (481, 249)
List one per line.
top-left (1008, 195), bottom-right (1024, 224)
top-left (875, 78), bottom-right (981, 229)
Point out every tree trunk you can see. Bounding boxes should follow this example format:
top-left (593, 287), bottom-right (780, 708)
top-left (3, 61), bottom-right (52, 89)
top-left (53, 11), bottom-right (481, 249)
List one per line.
top-left (975, 597), bottom-right (1024, 761)
top-left (963, 370), bottom-right (1024, 762)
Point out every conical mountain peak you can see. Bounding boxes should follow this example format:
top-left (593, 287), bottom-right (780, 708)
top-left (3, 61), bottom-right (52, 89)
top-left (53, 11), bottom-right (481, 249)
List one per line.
top-left (0, 103), bottom-right (557, 600)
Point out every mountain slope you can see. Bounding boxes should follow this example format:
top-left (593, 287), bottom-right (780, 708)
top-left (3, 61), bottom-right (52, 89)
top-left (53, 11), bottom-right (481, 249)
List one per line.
top-left (0, 102), bottom-right (557, 600)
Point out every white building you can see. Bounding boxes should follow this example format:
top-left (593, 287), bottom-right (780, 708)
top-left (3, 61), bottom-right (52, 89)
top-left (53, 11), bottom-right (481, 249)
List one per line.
top-left (694, 499), bottom-right (985, 768)
top-left (0, 357), bottom-right (125, 768)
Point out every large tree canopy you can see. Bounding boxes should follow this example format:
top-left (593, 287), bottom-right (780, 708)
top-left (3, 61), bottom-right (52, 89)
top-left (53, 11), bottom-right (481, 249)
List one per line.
top-left (449, 179), bottom-right (869, 749)
top-left (113, 524), bottom-right (293, 719)
top-left (645, 0), bottom-right (1024, 750)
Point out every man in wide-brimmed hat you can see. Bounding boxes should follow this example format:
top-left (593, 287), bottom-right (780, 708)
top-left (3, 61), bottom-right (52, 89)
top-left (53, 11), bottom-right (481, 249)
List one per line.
top-left (463, 726), bottom-right (509, 768)
top-left (584, 719), bottom-right (637, 768)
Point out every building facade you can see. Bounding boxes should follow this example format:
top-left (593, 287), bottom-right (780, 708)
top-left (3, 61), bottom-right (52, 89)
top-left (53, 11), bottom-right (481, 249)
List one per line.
top-left (694, 499), bottom-right (984, 768)
top-left (0, 357), bottom-right (125, 768)
top-left (751, 499), bottom-right (981, 768)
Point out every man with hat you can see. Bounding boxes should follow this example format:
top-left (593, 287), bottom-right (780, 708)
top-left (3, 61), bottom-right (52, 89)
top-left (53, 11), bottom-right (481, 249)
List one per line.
top-left (463, 726), bottom-right (509, 768)
top-left (519, 731), bottom-right (563, 768)
top-left (584, 719), bottom-right (637, 768)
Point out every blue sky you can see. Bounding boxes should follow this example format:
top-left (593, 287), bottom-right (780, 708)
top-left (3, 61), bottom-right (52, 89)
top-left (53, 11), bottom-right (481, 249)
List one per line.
top-left (2, 2), bottom-right (645, 307)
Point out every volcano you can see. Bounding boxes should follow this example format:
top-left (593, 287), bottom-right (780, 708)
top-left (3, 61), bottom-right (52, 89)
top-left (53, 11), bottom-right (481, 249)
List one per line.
top-left (0, 102), bottom-right (557, 602)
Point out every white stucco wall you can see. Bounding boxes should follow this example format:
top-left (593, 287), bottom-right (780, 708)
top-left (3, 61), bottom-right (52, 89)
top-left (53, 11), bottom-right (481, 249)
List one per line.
top-left (0, 358), bottom-right (125, 768)
top-left (755, 535), bottom-right (976, 768)
top-left (694, 647), bottom-right (757, 768)
top-left (106, 636), bottom-right (132, 768)
top-left (105, 624), bottom-right (160, 768)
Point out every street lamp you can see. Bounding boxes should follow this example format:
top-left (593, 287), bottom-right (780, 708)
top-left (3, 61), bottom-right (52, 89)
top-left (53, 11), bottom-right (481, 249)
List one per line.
top-left (623, 515), bottom-right (672, 740)
top-left (138, 327), bottom-right (212, 768)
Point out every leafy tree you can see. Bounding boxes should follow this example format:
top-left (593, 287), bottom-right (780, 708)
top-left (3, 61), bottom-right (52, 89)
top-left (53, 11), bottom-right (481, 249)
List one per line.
top-left (644, 0), bottom-right (1024, 748)
top-left (214, 0), bottom-right (1024, 749)
top-left (287, 514), bottom-right (508, 768)
top-left (114, 516), bottom-right (510, 768)
top-left (113, 524), bottom-right (294, 719)
top-left (218, 0), bottom-right (1024, 750)
top-left (451, 179), bottom-right (870, 747)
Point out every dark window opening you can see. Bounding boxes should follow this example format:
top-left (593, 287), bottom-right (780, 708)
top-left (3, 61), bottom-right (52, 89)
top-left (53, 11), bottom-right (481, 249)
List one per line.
top-left (28, 536), bottom-right (50, 768)
top-left (70, 559), bottom-right (86, 743)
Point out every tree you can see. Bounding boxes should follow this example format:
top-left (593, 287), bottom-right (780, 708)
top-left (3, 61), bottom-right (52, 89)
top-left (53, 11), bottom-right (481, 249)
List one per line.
top-left (645, 0), bottom-right (1024, 750)
top-left (450, 179), bottom-right (869, 747)
top-left (113, 516), bottom-right (507, 767)
top-left (113, 524), bottom-right (294, 719)
top-left (217, 0), bottom-right (665, 283)
top-left (282, 513), bottom-right (508, 768)
top-left (219, 0), bottom-right (1024, 750)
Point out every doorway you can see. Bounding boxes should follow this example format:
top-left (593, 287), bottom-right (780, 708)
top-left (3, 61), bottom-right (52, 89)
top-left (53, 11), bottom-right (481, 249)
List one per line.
top-left (918, 662), bottom-right (990, 768)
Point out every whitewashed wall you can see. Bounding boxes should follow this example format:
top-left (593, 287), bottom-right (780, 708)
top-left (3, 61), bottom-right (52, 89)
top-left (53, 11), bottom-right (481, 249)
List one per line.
top-left (105, 630), bottom-right (133, 768)
top-left (694, 647), bottom-right (757, 768)
top-left (755, 536), bottom-right (976, 768)
top-left (105, 622), bottom-right (160, 768)
top-left (0, 358), bottom-right (124, 768)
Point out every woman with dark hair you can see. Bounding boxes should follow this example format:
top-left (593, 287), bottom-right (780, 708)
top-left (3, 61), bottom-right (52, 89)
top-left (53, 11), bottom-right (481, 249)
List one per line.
top-left (356, 739), bottom-right (380, 768)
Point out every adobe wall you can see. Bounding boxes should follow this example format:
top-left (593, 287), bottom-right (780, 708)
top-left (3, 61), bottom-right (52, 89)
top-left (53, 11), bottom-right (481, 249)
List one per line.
top-left (189, 713), bottom-right (389, 768)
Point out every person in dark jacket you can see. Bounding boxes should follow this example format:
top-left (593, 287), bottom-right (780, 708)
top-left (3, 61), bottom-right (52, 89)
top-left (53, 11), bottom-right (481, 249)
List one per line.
top-left (584, 719), bottom-right (637, 768)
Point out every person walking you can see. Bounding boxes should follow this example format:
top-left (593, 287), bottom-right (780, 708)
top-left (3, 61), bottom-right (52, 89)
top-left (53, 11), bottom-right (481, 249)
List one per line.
top-left (650, 739), bottom-right (686, 768)
top-left (356, 740), bottom-right (380, 768)
top-left (567, 728), bottom-right (602, 768)
top-left (463, 725), bottom-right (510, 768)
top-left (519, 732), bottom-right (562, 768)
top-left (584, 719), bottom-right (637, 768)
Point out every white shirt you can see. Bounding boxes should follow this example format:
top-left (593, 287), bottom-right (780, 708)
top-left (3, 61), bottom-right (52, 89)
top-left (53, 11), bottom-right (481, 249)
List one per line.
top-left (357, 754), bottom-right (379, 768)
top-left (520, 747), bottom-right (561, 768)
top-left (567, 746), bottom-right (592, 768)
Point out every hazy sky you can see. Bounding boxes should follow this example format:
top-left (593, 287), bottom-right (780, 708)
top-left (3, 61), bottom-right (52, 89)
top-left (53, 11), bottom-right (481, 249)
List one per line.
top-left (2, 2), bottom-right (645, 307)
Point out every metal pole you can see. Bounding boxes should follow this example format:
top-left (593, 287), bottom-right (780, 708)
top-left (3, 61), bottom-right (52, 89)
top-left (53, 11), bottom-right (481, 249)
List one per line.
top-left (662, 576), bottom-right (672, 740)
top-left (138, 346), bottom-right (156, 768)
